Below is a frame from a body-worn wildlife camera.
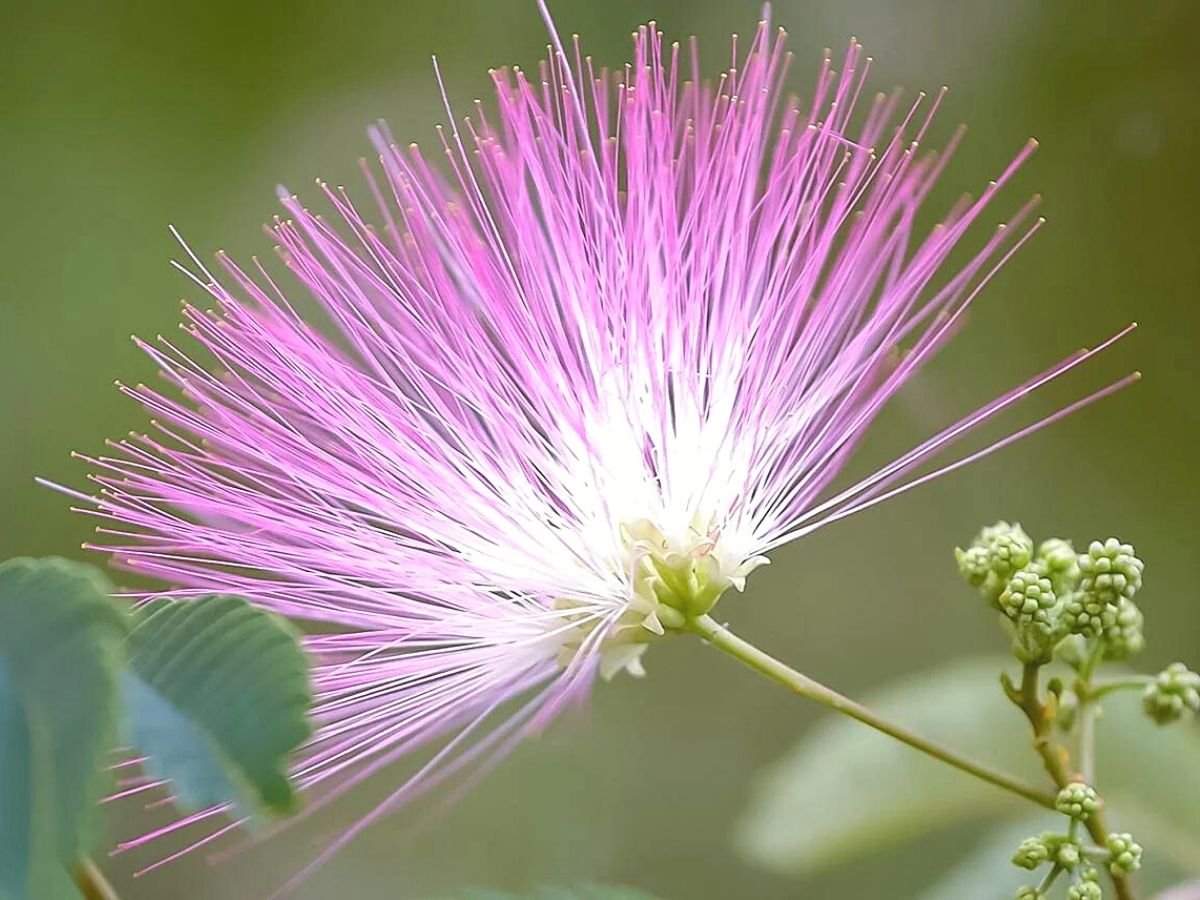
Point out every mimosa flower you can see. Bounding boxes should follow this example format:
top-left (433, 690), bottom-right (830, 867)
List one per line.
top-left (61, 5), bottom-right (1134, 883)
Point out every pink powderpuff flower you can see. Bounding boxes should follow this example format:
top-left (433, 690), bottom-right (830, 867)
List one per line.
top-left (59, 3), bottom-right (1134, 886)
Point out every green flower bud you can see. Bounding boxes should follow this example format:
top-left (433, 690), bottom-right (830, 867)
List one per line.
top-left (1015, 887), bottom-right (1044, 900)
top-left (956, 544), bottom-right (993, 586)
top-left (1038, 537), bottom-right (1081, 596)
top-left (1000, 567), bottom-right (1059, 632)
top-left (1142, 662), bottom-right (1200, 725)
top-left (1041, 833), bottom-right (1084, 870)
top-left (1062, 591), bottom-right (1117, 638)
top-left (1059, 842), bottom-right (1083, 869)
top-left (1067, 872), bottom-right (1103, 900)
top-left (1101, 598), bottom-right (1145, 661)
top-left (1105, 833), bottom-right (1143, 876)
top-left (956, 521), bottom-right (1034, 600)
top-left (1079, 538), bottom-right (1143, 606)
top-left (1056, 782), bottom-right (1102, 820)
top-left (1012, 836), bottom-right (1051, 870)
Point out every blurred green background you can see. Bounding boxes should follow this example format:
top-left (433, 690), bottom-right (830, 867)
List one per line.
top-left (2, 1), bottom-right (1197, 897)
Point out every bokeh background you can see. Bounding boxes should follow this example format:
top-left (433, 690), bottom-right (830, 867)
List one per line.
top-left (2, 1), bottom-right (1197, 897)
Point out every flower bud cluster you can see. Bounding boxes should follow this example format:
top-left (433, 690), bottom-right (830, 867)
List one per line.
top-left (1012, 836), bottom-right (1050, 870)
top-left (1066, 869), bottom-right (1102, 900)
top-left (956, 521), bottom-right (1033, 602)
top-left (1105, 833), bottom-right (1142, 876)
top-left (1055, 782), bottom-right (1101, 820)
top-left (1061, 540), bottom-right (1146, 660)
top-left (1037, 538), bottom-right (1081, 597)
top-left (1079, 539), bottom-right (1143, 606)
top-left (1008, 783), bottom-right (1141, 899)
top-left (956, 525), bottom-right (1149, 663)
top-left (999, 568), bottom-right (1057, 634)
top-left (1012, 830), bottom-right (1085, 875)
top-left (962, 523), bottom-right (1178, 899)
top-left (1143, 663), bottom-right (1200, 725)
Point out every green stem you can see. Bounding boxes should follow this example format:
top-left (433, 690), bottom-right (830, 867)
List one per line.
top-left (1038, 863), bottom-right (1064, 893)
top-left (1015, 662), bottom-right (1136, 900)
top-left (1076, 644), bottom-right (1105, 785)
top-left (1088, 676), bottom-right (1151, 700)
top-left (72, 857), bottom-right (120, 900)
top-left (687, 614), bottom-right (1057, 811)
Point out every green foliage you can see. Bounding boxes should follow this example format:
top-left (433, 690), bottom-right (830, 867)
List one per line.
top-left (0, 559), bottom-right (316, 897)
top-left (123, 594), bottom-right (313, 819)
top-left (735, 656), bottom-right (1200, 879)
top-left (0, 558), bottom-right (127, 900)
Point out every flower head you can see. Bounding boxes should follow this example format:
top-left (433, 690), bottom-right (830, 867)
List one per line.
top-left (59, 5), bottom-right (1134, 878)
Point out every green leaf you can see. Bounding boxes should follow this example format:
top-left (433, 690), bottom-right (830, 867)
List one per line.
top-left (0, 557), bottom-right (127, 900)
top-left (734, 656), bottom-right (1040, 876)
top-left (122, 594), bottom-right (312, 820)
top-left (735, 655), bottom-right (1200, 877)
top-left (431, 886), bottom-right (664, 900)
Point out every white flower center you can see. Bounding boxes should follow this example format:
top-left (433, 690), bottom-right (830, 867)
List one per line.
top-left (555, 515), bottom-right (769, 681)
